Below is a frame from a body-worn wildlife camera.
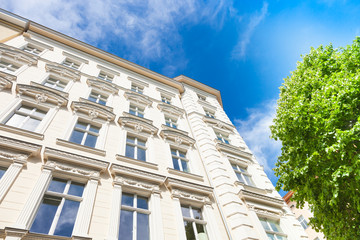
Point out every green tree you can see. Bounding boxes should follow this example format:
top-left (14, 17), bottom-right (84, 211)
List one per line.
top-left (271, 37), bottom-right (360, 239)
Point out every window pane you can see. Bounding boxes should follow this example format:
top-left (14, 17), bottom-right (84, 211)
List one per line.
top-left (22, 117), bottom-right (41, 131)
top-left (269, 221), bottom-right (281, 232)
top-left (181, 160), bottom-right (189, 173)
top-left (195, 223), bottom-right (207, 236)
top-left (137, 197), bottom-right (148, 209)
top-left (129, 109), bottom-right (136, 115)
top-left (231, 164), bottom-right (238, 170)
top-left (121, 193), bottom-right (134, 207)
top-left (0, 167), bottom-right (6, 179)
top-left (88, 96), bottom-right (97, 102)
top-left (179, 151), bottom-right (186, 158)
top-left (126, 145), bottom-right (135, 158)
top-left (137, 139), bottom-right (146, 146)
top-left (181, 206), bottom-right (191, 218)
top-left (84, 134), bottom-right (98, 148)
top-left (6, 113), bottom-right (26, 128)
top-left (171, 149), bottom-right (177, 155)
top-left (53, 199), bottom-right (80, 237)
top-left (184, 220), bottom-right (196, 240)
top-left (192, 208), bottom-right (202, 220)
top-left (243, 175), bottom-right (253, 186)
top-left (137, 112), bottom-right (144, 118)
top-left (89, 125), bottom-right (100, 133)
top-left (98, 99), bottom-right (106, 105)
top-left (75, 122), bottom-right (87, 129)
top-left (137, 148), bottom-right (146, 161)
top-left (119, 210), bottom-right (133, 240)
top-left (127, 136), bottom-right (135, 144)
top-left (69, 130), bottom-right (84, 144)
top-left (18, 105), bottom-right (33, 114)
top-left (172, 157), bottom-right (180, 170)
top-left (48, 178), bottom-right (67, 193)
top-left (68, 182), bottom-right (85, 197)
top-left (137, 213), bottom-right (149, 240)
top-left (266, 233), bottom-right (277, 240)
top-left (30, 196), bottom-right (60, 234)
top-left (260, 219), bottom-right (270, 231)
top-left (236, 173), bottom-right (245, 183)
top-left (32, 109), bottom-right (47, 118)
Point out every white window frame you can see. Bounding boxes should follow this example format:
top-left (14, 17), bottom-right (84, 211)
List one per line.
top-left (22, 44), bottom-right (44, 55)
top-left (181, 205), bottom-right (208, 240)
top-left (68, 120), bottom-right (101, 148)
top-left (88, 89), bottom-right (108, 106)
top-left (97, 71), bottom-right (114, 82)
top-left (29, 178), bottom-right (85, 237)
top-left (259, 217), bottom-right (287, 240)
top-left (161, 95), bottom-right (171, 104)
top-left (197, 94), bottom-right (206, 101)
top-left (131, 84), bottom-right (143, 94)
top-left (171, 148), bottom-right (190, 173)
top-left (165, 116), bottom-right (178, 129)
top-left (297, 215), bottom-right (308, 230)
top-left (232, 164), bottom-right (255, 186)
top-left (125, 135), bottom-right (147, 161)
top-left (216, 132), bottom-right (230, 144)
top-left (119, 192), bottom-right (151, 240)
top-left (62, 58), bottom-right (81, 70)
top-left (0, 99), bottom-right (55, 134)
top-left (0, 58), bottom-right (21, 74)
top-left (204, 109), bottom-right (215, 119)
top-left (42, 75), bottom-right (69, 92)
top-left (129, 104), bottom-right (145, 118)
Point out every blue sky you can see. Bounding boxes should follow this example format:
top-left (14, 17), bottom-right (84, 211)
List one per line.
top-left (2, 0), bottom-right (360, 195)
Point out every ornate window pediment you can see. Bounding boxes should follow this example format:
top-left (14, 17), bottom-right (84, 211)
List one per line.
top-left (239, 189), bottom-right (284, 209)
top-left (0, 135), bottom-right (41, 156)
top-left (160, 128), bottom-right (195, 147)
top-left (30, 81), bottom-right (69, 98)
top-left (0, 44), bottom-right (38, 66)
top-left (71, 101), bottom-right (115, 122)
top-left (44, 147), bottom-right (109, 179)
top-left (157, 103), bottom-right (185, 118)
top-left (87, 78), bottom-right (119, 94)
top-left (124, 90), bottom-right (152, 107)
top-left (45, 63), bottom-right (80, 81)
top-left (0, 72), bottom-right (14, 91)
top-left (16, 84), bottom-right (68, 107)
top-left (165, 177), bottom-right (213, 204)
top-left (111, 164), bottom-right (165, 194)
top-left (216, 142), bottom-right (252, 160)
top-left (203, 116), bottom-right (234, 134)
top-left (118, 114), bottom-right (158, 136)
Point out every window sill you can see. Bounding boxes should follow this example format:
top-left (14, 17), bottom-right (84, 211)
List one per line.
top-left (56, 138), bottom-right (106, 156)
top-left (0, 124), bottom-right (44, 140)
top-left (235, 181), bottom-right (268, 195)
top-left (27, 232), bottom-right (92, 240)
top-left (167, 167), bottom-right (204, 182)
top-left (116, 154), bottom-right (158, 170)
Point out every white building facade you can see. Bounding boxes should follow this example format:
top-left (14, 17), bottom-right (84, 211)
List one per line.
top-left (0, 9), bottom-right (307, 240)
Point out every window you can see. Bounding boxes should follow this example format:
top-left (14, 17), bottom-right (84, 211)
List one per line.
top-left (43, 77), bottom-right (67, 91)
top-left (197, 94), bottom-right (206, 101)
top-left (259, 218), bottom-right (287, 240)
top-left (161, 95), bottom-right (171, 104)
top-left (131, 84), bottom-right (143, 94)
top-left (23, 44), bottom-right (43, 55)
top-left (204, 109), bottom-right (215, 119)
top-left (69, 121), bottom-right (100, 148)
top-left (0, 59), bottom-right (20, 73)
top-left (181, 205), bottom-right (208, 240)
top-left (30, 178), bottom-right (85, 237)
top-left (126, 136), bottom-right (146, 161)
top-left (97, 71), bottom-right (113, 82)
top-left (297, 215), bottom-right (308, 230)
top-left (5, 105), bottom-right (47, 132)
top-left (129, 105), bottom-right (144, 118)
top-left (165, 116), bottom-right (177, 129)
top-left (88, 90), bottom-right (107, 106)
top-left (119, 193), bottom-right (150, 240)
top-left (216, 132), bottom-right (229, 144)
top-left (232, 164), bottom-right (255, 186)
top-left (171, 148), bottom-right (189, 172)
top-left (0, 166), bottom-right (6, 179)
top-left (62, 58), bottom-right (80, 70)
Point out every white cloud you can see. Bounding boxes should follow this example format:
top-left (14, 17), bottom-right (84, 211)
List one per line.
top-left (231, 2), bottom-right (268, 59)
top-left (234, 99), bottom-right (281, 176)
top-left (0, 0), bottom-right (234, 74)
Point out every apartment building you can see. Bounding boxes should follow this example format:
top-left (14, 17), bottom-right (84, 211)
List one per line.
top-left (0, 9), bottom-right (307, 240)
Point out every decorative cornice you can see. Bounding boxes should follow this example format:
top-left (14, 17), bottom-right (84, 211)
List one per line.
top-left (157, 103), bottom-right (185, 118)
top-left (30, 81), bottom-right (69, 98)
top-left (160, 129), bottom-right (195, 147)
top-left (203, 116), bottom-right (234, 133)
top-left (227, 155), bottom-right (254, 166)
top-left (116, 154), bottom-right (158, 170)
top-left (87, 78), bottom-right (119, 94)
top-left (118, 115), bottom-right (158, 136)
top-left (114, 176), bottom-right (160, 194)
top-left (16, 84), bottom-right (68, 106)
top-left (239, 189), bottom-right (284, 208)
top-left (0, 44), bottom-right (38, 66)
top-left (161, 124), bottom-right (189, 135)
top-left (156, 87), bottom-right (176, 97)
top-left (0, 71), bottom-right (17, 82)
top-left (0, 75), bottom-right (12, 90)
top-left (165, 177), bottom-right (213, 196)
top-left (0, 135), bottom-right (41, 155)
top-left (71, 101), bottom-right (115, 121)
top-left (167, 167), bottom-right (204, 182)
top-left (171, 188), bottom-right (212, 204)
top-left (79, 97), bottom-right (113, 112)
top-left (110, 164), bottom-right (165, 184)
top-left (44, 147), bottom-right (108, 172)
top-left (197, 98), bottom-right (217, 111)
top-left (0, 148), bottom-right (29, 165)
top-left (124, 90), bottom-right (152, 107)
top-left (128, 76), bottom-right (149, 87)
top-left (216, 142), bottom-right (252, 160)
top-left (45, 63), bottom-right (80, 81)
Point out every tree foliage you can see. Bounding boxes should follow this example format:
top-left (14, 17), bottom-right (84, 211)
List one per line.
top-left (271, 37), bottom-right (360, 239)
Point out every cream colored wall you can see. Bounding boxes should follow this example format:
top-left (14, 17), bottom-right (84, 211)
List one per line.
top-left (0, 22), bottom-right (21, 43)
